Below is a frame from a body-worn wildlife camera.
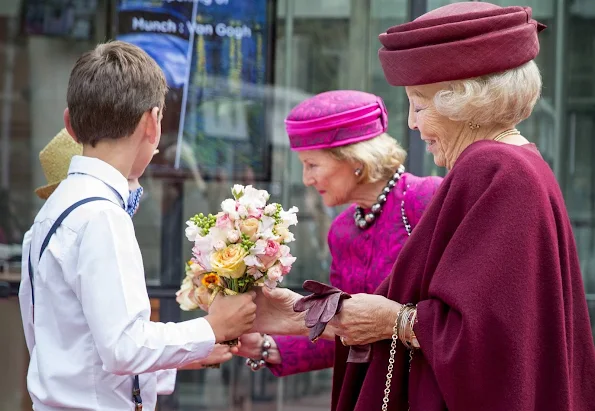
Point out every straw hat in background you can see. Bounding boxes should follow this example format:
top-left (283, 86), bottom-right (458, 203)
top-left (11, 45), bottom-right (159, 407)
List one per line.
top-left (35, 128), bottom-right (82, 200)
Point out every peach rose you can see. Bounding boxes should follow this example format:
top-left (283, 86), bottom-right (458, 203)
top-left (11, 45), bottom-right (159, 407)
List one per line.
top-left (239, 218), bottom-right (260, 241)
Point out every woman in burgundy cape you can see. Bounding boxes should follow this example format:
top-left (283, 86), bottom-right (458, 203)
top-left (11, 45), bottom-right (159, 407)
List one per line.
top-left (251, 2), bottom-right (595, 411)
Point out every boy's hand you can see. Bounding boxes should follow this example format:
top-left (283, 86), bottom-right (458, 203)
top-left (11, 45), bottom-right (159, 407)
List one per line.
top-left (205, 292), bottom-right (256, 343)
top-left (178, 343), bottom-right (238, 369)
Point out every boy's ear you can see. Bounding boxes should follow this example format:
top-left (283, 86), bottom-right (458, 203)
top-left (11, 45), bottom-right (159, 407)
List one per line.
top-left (63, 108), bottom-right (79, 143)
top-left (146, 106), bottom-right (160, 144)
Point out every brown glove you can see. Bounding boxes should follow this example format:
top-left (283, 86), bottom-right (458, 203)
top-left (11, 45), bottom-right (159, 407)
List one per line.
top-left (293, 280), bottom-right (371, 363)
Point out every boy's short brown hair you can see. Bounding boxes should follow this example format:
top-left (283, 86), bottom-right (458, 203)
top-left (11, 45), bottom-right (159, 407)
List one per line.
top-left (67, 41), bottom-right (168, 146)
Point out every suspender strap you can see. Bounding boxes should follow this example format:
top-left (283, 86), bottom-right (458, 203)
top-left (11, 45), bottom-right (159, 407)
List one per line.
top-left (133, 375), bottom-right (142, 409)
top-left (28, 196), bottom-right (142, 408)
top-left (28, 197), bottom-right (111, 306)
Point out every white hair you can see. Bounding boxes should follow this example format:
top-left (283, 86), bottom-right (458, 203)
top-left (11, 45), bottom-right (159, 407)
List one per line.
top-left (326, 133), bottom-right (407, 184)
top-left (434, 60), bottom-right (542, 126)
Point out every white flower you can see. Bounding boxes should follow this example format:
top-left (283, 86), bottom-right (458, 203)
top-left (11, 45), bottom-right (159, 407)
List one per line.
top-left (213, 240), bottom-right (227, 251)
top-left (267, 264), bottom-right (283, 282)
top-left (244, 254), bottom-right (264, 268)
top-left (274, 225), bottom-right (295, 243)
top-left (176, 277), bottom-right (200, 311)
top-left (251, 239), bottom-right (267, 255)
top-left (221, 198), bottom-right (239, 220)
top-left (192, 227), bottom-right (228, 267)
top-left (264, 203), bottom-right (277, 216)
top-left (260, 228), bottom-right (276, 240)
top-left (237, 204), bottom-right (249, 219)
top-left (247, 266), bottom-right (264, 280)
top-left (227, 229), bottom-right (240, 243)
top-left (279, 245), bottom-right (296, 267)
top-left (239, 185), bottom-right (269, 210)
top-left (232, 184), bottom-right (245, 199)
top-left (264, 264), bottom-right (283, 288)
top-left (209, 227), bottom-right (229, 244)
top-left (259, 215), bottom-right (276, 232)
top-left (185, 221), bottom-right (201, 242)
top-left (280, 206), bottom-right (299, 226)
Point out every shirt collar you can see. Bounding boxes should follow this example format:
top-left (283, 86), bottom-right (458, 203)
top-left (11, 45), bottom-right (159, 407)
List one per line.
top-left (68, 155), bottom-right (130, 207)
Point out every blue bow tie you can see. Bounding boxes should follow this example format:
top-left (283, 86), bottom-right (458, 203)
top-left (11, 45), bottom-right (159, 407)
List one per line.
top-left (127, 186), bottom-right (144, 217)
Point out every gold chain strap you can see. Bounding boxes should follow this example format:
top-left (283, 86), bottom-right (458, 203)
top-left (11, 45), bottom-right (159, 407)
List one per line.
top-left (383, 304), bottom-right (416, 411)
top-left (382, 319), bottom-right (400, 411)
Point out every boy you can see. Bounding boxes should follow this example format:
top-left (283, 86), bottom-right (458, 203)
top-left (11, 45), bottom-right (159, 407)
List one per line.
top-left (19, 41), bottom-right (255, 410)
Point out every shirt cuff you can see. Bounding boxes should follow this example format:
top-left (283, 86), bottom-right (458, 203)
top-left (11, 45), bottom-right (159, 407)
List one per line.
top-left (182, 317), bottom-right (216, 362)
top-left (155, 369), bottom-right (177, 395)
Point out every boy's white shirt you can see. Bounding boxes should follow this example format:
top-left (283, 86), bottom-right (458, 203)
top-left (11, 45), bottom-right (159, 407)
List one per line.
top-left (19, 155), bottom-right (215, 411)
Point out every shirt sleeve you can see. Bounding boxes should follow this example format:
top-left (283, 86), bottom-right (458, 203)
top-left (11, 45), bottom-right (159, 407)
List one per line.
top-left (155, 369), bottom-right (177, 395)
top-left (75, 207), bottom-right (215, 375)
top-left (18, 229), bottom-right (34, 354)
top-left (268, 336), bottom-right (335, 377)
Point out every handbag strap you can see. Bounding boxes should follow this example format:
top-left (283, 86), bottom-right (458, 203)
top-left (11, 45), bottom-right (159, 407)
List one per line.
top-left (28, 196), bottom-right (142, 409)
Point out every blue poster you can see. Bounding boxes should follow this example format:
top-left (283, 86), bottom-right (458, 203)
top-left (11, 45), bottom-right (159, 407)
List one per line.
top-left (116, 0), bottom-right (272, 180)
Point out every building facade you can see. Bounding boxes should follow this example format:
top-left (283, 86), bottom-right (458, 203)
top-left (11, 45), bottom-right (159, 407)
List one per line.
top-left (0, 0), bottom-right (593, 410)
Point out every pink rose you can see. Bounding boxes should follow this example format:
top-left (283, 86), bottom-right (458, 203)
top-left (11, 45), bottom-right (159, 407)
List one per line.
top-left (258, 240), bottom-right (281, 269)
top-left (216, 213), bottom-right (232, 230)
top-left (249, 207), bottom-right (263, 219)
top-left (281, 264), bottom-right (292, 275)
top-left (264, 240), bottom-right (280, 257)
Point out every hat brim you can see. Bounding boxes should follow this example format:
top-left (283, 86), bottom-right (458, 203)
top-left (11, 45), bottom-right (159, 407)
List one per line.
top-left (35, 182), bottom-right (60, 200)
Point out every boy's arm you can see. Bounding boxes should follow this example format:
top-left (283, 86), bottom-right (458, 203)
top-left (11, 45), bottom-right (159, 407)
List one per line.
top-left (18, 229), bottom-right (35, 354)
top-left (76, 208), bottom-right (215, 375)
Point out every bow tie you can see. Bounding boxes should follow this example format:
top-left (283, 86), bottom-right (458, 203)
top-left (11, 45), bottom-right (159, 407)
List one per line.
top-left (127, 186), bottom-right (144, 217)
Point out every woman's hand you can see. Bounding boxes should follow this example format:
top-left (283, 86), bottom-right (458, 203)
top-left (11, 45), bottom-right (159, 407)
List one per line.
top-left (251, 286), bottom-right (306, 336)
top-left (178, 343), bottom-right (238, 370)
top-left (329, 294), bottom-right (401, 346)
top-left (236, 333), bottom-right (282, 365)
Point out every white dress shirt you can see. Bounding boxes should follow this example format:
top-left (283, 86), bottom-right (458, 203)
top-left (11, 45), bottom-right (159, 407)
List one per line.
top-left (19, 156), bottom-right (215, 411)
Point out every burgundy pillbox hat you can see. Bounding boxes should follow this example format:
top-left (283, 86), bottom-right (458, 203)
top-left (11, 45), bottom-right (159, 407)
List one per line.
top-left (378, 2), bottom-right (546, 86)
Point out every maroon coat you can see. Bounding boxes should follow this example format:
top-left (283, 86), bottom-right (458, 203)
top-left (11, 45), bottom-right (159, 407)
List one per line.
top-left (333, 141), bottom-right (595, 411)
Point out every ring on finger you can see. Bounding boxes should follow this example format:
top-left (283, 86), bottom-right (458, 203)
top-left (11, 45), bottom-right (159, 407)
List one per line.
top-left (340, 336), bottom-right (348, 346)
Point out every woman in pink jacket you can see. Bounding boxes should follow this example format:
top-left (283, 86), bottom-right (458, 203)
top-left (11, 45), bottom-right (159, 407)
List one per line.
top-left (237, 90), bottom-right (442, 376)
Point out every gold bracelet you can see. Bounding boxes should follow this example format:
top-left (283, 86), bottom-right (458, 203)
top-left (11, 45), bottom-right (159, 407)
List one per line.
top-left (398, 304), bottom-right (415, 348)
top-left (408, 307), bottom-right (420, 349)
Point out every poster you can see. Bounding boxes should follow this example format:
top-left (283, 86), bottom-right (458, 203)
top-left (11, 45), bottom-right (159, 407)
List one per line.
top-left (116, 0), bottom-right (272, 181)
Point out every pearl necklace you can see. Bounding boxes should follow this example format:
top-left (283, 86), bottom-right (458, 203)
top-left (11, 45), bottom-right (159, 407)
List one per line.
top-left (354, 165), bottom-right (408, 230)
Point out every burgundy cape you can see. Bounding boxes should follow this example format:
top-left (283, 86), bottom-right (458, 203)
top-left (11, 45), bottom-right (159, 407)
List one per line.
top-left (332, 141), bottom-right (595, 411)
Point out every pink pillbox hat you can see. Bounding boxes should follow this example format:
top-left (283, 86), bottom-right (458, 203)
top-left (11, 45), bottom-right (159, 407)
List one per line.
top-left (285, 90), bottom-right (388, 151)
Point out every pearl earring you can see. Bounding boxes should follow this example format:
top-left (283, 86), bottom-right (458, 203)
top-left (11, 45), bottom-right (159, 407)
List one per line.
top-left (354, 168), bottom-right (362, 177)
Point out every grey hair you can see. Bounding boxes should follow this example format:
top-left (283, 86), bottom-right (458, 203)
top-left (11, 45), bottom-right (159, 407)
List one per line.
top-left (325, 133), bottom-right (407, 184)
top-left (434, 60), bottom-right (542, 126)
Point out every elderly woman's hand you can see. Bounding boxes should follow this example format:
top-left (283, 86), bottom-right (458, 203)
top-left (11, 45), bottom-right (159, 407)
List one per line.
top-left (329, 293), bottom-right (401, 346)
top-left (236, 333), bottom-right (282, 365)
top-left (251, 286), bottom-right (306, 336)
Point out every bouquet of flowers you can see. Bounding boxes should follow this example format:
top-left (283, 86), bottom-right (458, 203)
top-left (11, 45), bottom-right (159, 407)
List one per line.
top-left (176, 184), bottom-right (298, 345)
